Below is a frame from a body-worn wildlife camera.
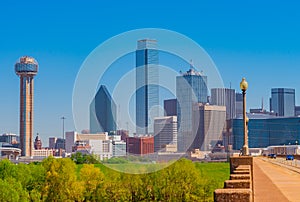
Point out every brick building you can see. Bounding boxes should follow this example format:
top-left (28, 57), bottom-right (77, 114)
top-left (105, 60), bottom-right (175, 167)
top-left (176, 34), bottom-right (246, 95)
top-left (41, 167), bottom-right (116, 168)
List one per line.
top-left (126, 136), bottom-right (154, 155)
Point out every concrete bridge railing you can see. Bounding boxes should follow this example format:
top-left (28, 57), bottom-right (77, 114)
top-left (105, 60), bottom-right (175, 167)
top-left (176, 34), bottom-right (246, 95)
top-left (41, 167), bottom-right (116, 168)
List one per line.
top-left (214, 156), bottom-right (253, 202)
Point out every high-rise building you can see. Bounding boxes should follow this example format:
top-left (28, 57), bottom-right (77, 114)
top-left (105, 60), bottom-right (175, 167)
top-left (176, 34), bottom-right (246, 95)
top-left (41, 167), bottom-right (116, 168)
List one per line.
top-left (164, 99), bottom-right (177, 116)
top-left (192, 104), bottom-right (226, 151)
top-left (90, 85), bottom-right (117, 133)
top-left (126, 136), bottom-right (154, 155)
top-left (154, 116), bottom-right (177, 152)
top-left (211, 88), bottom-right (236, 120)
top-left (136, 39), bottom-right (159, 135)
top-left (176, 67), bottom-right (208, 152)
top-left (235, 93), bottom-right (243, 117)
top-left (270, 88), bottom-right (295, 117)
top-left (55, 138), bottom-right (65, 150)
top-left (49, 137), bottom-right (57, 149)
top-left (15, 56), bottom-right (38, 156)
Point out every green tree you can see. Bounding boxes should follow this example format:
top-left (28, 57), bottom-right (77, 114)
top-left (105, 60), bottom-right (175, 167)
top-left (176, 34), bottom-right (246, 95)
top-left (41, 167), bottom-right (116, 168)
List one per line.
top-left (26, 163), bottom-right (46, 193)
top-left (80, 164), bottom-right (104, 201)
top-left (42, 157), bottom-right (84, 201)
top-left (71, 152), bottom-right (100, 164)
top-left (0, 179), bottom-right (20, 202)
top-left (152, 159), bottom-right (205, 201)
top-left (29, 189), bottom-right (42, 202)
top-left (99, 170), bottom-right (129, 201)
top-left (71, 152), bottom-right (85, 164)
top-left (0, 159), bottom-right (18, 180)
top-left (6, 178), bottom-right (29, 201)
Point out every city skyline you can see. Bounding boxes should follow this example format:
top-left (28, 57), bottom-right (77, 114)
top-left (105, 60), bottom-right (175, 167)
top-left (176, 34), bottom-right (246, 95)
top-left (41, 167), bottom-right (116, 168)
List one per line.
top-left (1, 1), bottom-right (300, 145)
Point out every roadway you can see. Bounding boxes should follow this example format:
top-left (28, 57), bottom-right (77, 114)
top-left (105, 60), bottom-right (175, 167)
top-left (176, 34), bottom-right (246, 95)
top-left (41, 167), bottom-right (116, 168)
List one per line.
top-left (254, 157), bottom-right (300, 201)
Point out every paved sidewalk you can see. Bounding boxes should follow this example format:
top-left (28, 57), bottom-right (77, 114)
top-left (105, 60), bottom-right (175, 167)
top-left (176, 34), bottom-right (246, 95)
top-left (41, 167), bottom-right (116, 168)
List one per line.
top-left (254, 158), bottom-right (300, 202)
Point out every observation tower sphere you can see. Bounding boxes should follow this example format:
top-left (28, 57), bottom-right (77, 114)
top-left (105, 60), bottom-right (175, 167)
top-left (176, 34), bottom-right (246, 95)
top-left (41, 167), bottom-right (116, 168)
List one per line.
top-left (15, 56), bottom-right (38, 76)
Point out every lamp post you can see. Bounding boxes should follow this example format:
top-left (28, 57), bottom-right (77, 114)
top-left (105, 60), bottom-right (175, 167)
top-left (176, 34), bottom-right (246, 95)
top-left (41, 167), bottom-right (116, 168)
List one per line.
top-left (240, 78), bottom-right (249, 156)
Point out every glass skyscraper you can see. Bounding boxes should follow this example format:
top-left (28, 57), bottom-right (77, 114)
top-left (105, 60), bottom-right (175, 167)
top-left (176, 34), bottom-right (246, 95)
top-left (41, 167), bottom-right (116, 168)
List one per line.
top-left (136, 39), bottom-right (159, 135)
top-left (233, 114), bottom-right (300, 149)
top-left (176, 68), bottom-right (208, 152)
top-left (270, 88), bottom-right (295, 117)
top-left (164, 99), bottom-right (177, 116)
top-left (90, 85), bottom-right (117, 133)
top-left (235, 93), bottom-right (243, 117)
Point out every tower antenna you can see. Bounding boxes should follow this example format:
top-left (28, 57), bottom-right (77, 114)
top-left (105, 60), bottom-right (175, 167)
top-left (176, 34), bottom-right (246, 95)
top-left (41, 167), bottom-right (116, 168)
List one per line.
top-left (189, 59), bottom-right (194, 70)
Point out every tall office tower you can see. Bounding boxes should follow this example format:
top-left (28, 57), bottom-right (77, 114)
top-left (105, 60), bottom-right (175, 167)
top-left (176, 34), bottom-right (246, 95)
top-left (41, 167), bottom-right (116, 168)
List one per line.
top-left (270, 88), bottom-right (295, 117)
top-left (176, 67), bottom-right (208, 152)
top-left (154, 116), bottom-right (177, 152)
top-left (90, 85), bottom-right (117, 133)
top-left (192, 104), bottom-right (226, 151)
top-left (211, 88), bottom-right (236, 120)
top-left (15, 56), bottom-right (38, 156)
top-left (235, 93), bottom-right (243, 117)
top-left (164, 99), bottom-right (177, 116)
top-left (136, 39), bottom-right (159, 135)
top-left (49, 137), bottom-right (57, 149)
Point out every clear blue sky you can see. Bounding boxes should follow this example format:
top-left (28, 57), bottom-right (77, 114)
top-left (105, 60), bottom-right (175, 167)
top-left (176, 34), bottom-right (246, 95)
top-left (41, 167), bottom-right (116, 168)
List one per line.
top-left (1, 0), bottom-right (300, 145)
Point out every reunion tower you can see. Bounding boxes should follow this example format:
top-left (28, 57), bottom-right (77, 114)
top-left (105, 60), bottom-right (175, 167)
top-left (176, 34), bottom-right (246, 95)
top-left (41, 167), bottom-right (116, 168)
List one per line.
top-left (15, 56), bottom-right (38, 156)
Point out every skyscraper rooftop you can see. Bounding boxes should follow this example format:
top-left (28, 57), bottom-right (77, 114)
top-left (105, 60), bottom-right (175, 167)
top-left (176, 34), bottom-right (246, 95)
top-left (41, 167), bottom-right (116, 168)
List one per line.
top-left (181, 68), bottom-right (204, 76)
top-left (137, 39), bottom-right (157, 50)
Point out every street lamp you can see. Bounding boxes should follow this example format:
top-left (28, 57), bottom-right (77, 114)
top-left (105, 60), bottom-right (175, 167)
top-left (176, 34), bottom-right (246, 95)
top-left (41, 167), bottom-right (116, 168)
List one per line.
top-left (240, 78), bottom-right (249, 155)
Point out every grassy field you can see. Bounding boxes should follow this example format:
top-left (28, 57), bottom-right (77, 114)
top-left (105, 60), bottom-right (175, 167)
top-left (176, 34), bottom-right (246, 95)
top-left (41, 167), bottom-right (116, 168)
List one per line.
top-left (77, 162), bottom-right (169, 174)
top-left (77, 161), bottom-right (230, 193)
top-left (77, 161), bottom-right (229, 175)
top-left (195, 162), bottom-right (230, 188)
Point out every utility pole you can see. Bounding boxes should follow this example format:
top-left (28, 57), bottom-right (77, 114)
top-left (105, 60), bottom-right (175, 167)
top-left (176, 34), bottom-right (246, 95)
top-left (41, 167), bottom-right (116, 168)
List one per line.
top-left (61, 116), bottom-right (66, 150)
